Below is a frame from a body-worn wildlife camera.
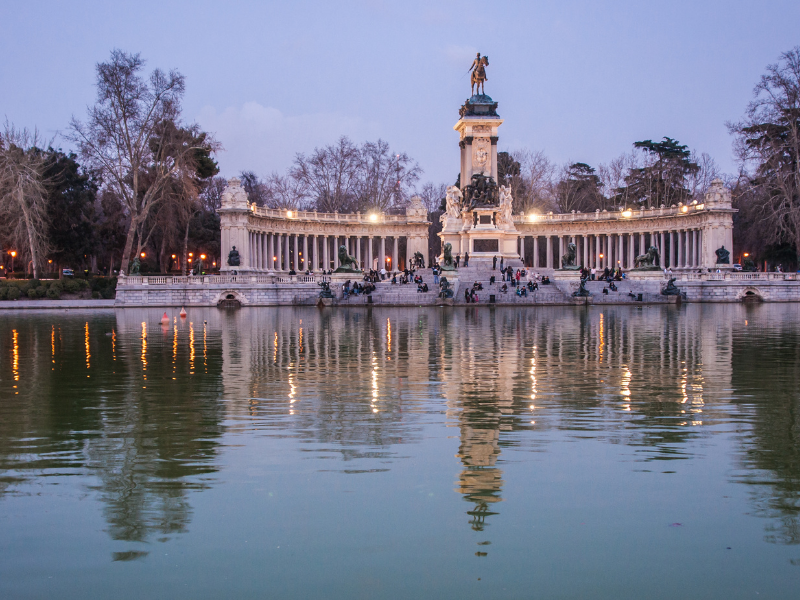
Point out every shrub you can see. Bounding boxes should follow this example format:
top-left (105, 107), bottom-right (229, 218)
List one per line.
top-left (91, 290), bottom-right (101, 299)
top-left (50, 281), bottom-right (63, 294)
top-left (0, 287), bottom-right (7, 300)
top-left (64, 279), bottom-right (81, 294)
top-left (101, 287), bottom-right (116, 299)
top-left (36, 285), bottom-right (47, 297)
top-left (7, 287), bottom-right (22, 300)
top-left (46, 286), bottom-right (61, 299)
top-left (27, 288), bottom-right (39, 299)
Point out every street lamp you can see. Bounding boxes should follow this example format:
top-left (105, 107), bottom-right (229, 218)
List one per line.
top-left (10, 250), bottom-right (16, 273)
top-left (140, 252), bottom-right (146, 258)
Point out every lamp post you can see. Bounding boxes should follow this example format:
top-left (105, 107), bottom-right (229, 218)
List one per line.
top-left (10, 250), bottom-right (16, 274)
top-left (200, 254), bottom-right (206, 274)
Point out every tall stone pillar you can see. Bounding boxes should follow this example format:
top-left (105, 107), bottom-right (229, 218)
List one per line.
top-left (668, 231), bottom-right (675, 268)
top-left (660, 232), bottom-right (665, 264)
top-left (617, 235), bottom-right (623, 269)
top-left (595, 236), bottom-right (601, 270)
top-left (368, 236), bottom-right (374, 270)
top-left (356, 236), bottom-right (361, 268)
top-left (519, 236), bottom-right (525, 264)
top-left (581, 235), bottom-right (591, 268)
top-left (533, 237), bottom-right (539, 269)
top-left (291, 235), bottom-right (297, 271)
top-left (302, 236), bottom-right (308, 271)
top-left (393, 237), bottom-right (399, 271)
top-left (323, 236), bottom-right (329, 270)
top-left (677, 230), bottom-right (684, 268)
top-left (276, 234), bottom-right (283, 271)
top-left (546, 236), bottom-right (552, 269)
top-left (558, 236), bottom-right (564, 267)
top-left (380, 237), bottom-right (386, 270)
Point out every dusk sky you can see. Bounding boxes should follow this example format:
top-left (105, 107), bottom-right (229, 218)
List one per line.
top-left (2, 0), bottom-right (799, 186)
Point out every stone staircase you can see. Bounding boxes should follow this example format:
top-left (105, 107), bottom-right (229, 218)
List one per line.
top-left (328, 269), bottom-right (673, 306)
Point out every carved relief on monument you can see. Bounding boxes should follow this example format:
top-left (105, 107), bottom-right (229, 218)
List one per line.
top-left (472, 125), bottom-right (491, 134)
top-left (473, 138), bottom-right (490, 173)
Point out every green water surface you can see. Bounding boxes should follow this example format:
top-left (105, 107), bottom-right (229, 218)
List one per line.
top-left (1, 305), bottom-right (799, 598)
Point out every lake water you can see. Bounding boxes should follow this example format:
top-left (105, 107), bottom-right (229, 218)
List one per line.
top-left (1, 304), bottom-right (799, 598)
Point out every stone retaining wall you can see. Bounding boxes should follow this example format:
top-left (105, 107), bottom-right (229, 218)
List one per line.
top-left (113, 274), bottom-right (800, 307)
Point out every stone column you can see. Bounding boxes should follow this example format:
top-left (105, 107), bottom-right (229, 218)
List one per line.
top-left (276, 234), bottom-right (283, 271)
top-left (546, 236), bottom-right (553, 269)
top-left (677, 230), bottom-right (684, 268)
top-left (368, 236), bottom-right (374, 270)
top-left (292, 235), bottom-right (298, 271)
top-left (323, 235), bottom-right (329, 270)
top-left (519, 236), bottom-right (525, 264)
top-left (692, 229), bottom-right (698, 267)
top-left (660, 232), bottom-right (665, 265)
top-left (618, 235), bottom-right (623, 270)
top-left (533, 237), bottom-right (539, 269)
top-left (581, 235), bottom-right (590, 268)
top-left (558, 236), bottom-right (564, 268)
top-left (668, 231), bottom-right (675, 268)
top-left (393, 237), bottom-right (399, 272)
top-left (380, 237), bottom-right (386, 270)
top-left (595, 236), bottom-right (601, 270)
top-left (355, 236), bottom-right (361, 268)
top-left (302, 235), bottom-right (308, 271)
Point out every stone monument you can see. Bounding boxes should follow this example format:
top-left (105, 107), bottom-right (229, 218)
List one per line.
top-left (438, 55), bottom-right (521, 268)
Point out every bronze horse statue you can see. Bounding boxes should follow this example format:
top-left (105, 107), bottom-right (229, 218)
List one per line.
top-left (471, 55), bottom-right (489, 96)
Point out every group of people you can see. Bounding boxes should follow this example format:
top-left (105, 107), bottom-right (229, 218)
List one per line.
top-left (453, 252), bottom-right (469, 268)
top-left (342, 280), bottom-right (376, 298)
top-left (587, 267), bottom-right (625, 282)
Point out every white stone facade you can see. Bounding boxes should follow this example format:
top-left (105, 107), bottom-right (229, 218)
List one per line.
top-left (219, 179), bottom-right (430, 273)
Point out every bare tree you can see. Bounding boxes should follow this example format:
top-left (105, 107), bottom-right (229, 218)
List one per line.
top-left (290, 136), bottom-right (362, 213)
top-left (417, 182), bottom-right (447, 213)
top-left (264, 172), bottom-right (308, 209)
top-left (0, 124), bottom-right (53, 278)
top-left (729, 46), bottom-right (800, 253)
top-left (68, 50), bottom-right (211, 273)
top-left (687, 151), bottom-right (721, 200)
top-left (509, 149), bottom-right (557, 214)
top-left (357, 139), bottom-right (421, 212)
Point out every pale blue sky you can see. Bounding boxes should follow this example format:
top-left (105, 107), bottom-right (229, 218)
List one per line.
top-left (2, 0), bottom-right (798, 185)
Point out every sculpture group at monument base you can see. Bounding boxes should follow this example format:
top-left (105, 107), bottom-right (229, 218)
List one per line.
top-left (113, 270), bottom-right (800, 307)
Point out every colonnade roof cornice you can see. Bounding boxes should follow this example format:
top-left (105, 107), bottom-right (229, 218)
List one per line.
top-left (515, 206), bottom-right (735, 235)
top-left (221, 205), bottom-right (429, 226)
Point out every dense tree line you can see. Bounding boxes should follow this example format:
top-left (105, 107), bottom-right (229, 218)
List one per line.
top-left (2, 47), bottom-right (798, 275)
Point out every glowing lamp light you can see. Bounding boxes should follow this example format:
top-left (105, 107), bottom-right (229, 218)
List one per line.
top-left (171, 254), bottom-right (176, 259)
top-left (200, 254), bottom-right (206, 260)
top-left (599, 253), bottom-right (604, 259)
top-left (744, 253), bottom-right (749, 257)
top-left (681, 206), bottom-right (689, 213)
top-left (10, 251), bottom-right (16, 257)
top-left (212, 262), bottom-right (216, 267)
top-left (622, 210), bottom-right (633, 218)
top-left (189, 253), bottom-right (193, 257)
top-left (287, 210), bottom-right (293, 218)
top-left (528, 213), bottom-right (538, 222)
top-left (140, 252), bottom-right (146, 258)
top-left (188, 258), bottom-right (192, 263)
top-left (696, 203), bottom-right (704, 210)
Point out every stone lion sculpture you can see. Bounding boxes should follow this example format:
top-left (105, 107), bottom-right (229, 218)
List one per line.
top-left (440, 242), bottom-right (456, 271)
top-left (560, 242), bottom-right (579, 269)
top-left (634, 245), bottom-right (660, 269)
top-left (335, 245), bottom-right (360, 273)
top-left (445, 186), bottom-right (463, 218)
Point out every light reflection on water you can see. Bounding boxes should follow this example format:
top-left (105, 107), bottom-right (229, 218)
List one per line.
top-left (0, 304), bottom-right (799, 599)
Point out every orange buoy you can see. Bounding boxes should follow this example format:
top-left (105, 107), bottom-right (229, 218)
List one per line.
top-left (161, 312), bottom-right (170, 325)
top-left (179, 307), bottom-right (187, 318)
